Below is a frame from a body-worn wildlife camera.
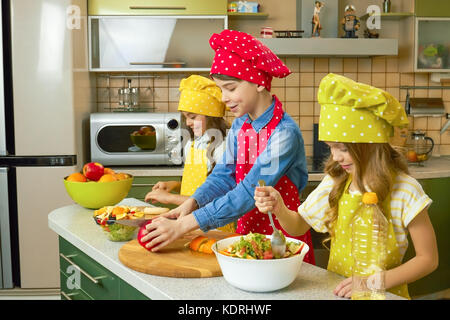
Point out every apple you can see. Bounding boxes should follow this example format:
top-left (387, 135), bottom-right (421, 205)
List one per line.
top-left (138, 126), bottom-right (151, 135)
top-left (82, 162), bottom-right (104, 181)
top-left (137, 221), bottom-right (161, 251)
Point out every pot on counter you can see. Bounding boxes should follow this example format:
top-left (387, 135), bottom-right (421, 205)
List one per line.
top-left (406, 131), bottom-right (434, 165)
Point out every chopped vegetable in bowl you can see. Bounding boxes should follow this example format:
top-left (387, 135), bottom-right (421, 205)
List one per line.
top-left (218, 232), bottom-right (304, 260)
top-left (93, 205), bottom-right (142, 241)
top-left (105, 223), bottom-right (136, 242)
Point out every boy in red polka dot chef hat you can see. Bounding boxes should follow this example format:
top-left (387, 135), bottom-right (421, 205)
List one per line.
top-left (140, 30), bottom-right (314, 264)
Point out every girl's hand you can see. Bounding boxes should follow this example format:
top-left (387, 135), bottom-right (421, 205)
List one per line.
top-left (333, 277), bottom-right (353, 299)
top-left (139, 216), bottom-right (184, 251)
top-left (152, 181), bottom-right (180, 192)
top-left (254, 186), bottom-right (284, 217)
top-left (144, 189), bottom-right (173, 205)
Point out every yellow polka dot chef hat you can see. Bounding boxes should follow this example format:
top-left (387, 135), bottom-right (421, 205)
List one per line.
top-left (178, 75), bottom-right (225, 117)
top-left (318, 73), bottom-right (409, 143)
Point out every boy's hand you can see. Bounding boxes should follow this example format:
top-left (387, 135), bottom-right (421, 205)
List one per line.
top-left (333, 277), bottom-right (353, 299)
top-left (140, 213), bottom-right (199, 252)
top-left (254, 186), bottom-right (284, 216)
top-left (163, 197), bottom-right (198, 220)
top-left (140, 216), bottom-right (184, 251)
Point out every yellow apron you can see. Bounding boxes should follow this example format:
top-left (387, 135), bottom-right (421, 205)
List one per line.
top-left (180, 141), bottom-right (236, 233)
top-left (327, 175), bottom-right (410, 299)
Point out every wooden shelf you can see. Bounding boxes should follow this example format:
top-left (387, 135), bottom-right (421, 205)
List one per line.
top-left (258, 38), bottom-right (398, 57)
top-left (360, 12), bottom-right (414, 20)
top-left (227, 12), bottom-right (268, 19)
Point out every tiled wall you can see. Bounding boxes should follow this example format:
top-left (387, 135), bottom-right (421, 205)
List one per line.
top-left (95, 56), bottom-right (450, 156)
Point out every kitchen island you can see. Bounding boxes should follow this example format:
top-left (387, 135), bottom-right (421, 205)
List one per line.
top-left (48, 198), bottom-right (405, 300)
top-left (114, 155), bottom-right (450, 181)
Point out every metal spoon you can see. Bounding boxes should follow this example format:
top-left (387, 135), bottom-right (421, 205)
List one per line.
top-left (258, 180), bottom-right (286, 258)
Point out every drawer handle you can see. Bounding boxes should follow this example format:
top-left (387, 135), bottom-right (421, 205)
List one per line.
top-left (61, 291), bottom-right (75, 300)
top-left (132, 183), bottom-right (156, 187)
top-left (60, 253), bottom-right (106, 285)
top-left (129, 6), bottom-right (186, 10)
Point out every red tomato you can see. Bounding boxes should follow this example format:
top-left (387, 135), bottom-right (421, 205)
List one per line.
top-left (263, 250), bottom-right (273, 259)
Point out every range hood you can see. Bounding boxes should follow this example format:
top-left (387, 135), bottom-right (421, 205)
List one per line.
top-left (406, 97), bottom-right (445, 117)
top-left (89, 16), bottom-right (227, 72)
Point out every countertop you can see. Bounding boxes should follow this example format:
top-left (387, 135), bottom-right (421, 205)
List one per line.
top-left (113, 156), bottom-right (450, 181)
top-left (48, 198), bottom-right (405, 300)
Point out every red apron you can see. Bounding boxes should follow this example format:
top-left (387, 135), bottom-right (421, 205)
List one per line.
top-left (235, 96), bottom-right (315, 265)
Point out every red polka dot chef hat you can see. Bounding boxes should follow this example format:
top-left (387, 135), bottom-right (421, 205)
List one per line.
top-left (209, 29), bottom-right (291, 91)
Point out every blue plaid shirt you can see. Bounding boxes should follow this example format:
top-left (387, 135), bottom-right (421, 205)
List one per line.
top-left (191, 98), bottom-right (308, 231)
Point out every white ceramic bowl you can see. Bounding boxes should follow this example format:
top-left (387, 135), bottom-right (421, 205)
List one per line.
top-left (213, 235), bottom-right (310, 292)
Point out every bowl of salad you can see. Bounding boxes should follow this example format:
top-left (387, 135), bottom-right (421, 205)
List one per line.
top-left (212, 233), bottom-right (309, 292)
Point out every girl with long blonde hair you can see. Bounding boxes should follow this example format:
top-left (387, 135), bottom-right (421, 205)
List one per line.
top-left (254, 74), bottom-right (438, 299)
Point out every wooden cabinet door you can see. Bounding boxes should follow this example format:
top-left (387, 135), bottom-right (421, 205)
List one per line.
top-left (88, 0), bottom-right (227, 15)
top-left (416, 0), bottom-right (450, 17)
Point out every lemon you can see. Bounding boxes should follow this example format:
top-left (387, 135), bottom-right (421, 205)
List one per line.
top-left (134, 211), bottom-right (144, 218)
top-left (116, 212), bottom-right (127, 220)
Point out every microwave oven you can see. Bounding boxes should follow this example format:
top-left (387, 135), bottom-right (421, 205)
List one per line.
top-left (90, 112), bottom-right (184, 166)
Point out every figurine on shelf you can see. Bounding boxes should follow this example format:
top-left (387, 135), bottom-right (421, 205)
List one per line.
top-left (341, 5), bottom-right (360, 38)
top-left (364, 28), bottom-right (379, 38)
top-left (311, 1), bottom-right (324, 38)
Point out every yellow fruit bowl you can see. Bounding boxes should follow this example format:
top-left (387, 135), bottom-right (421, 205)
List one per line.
top-left (63, 176), bottom-right (134, 209)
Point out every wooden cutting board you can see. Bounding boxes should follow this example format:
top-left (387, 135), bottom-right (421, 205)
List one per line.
top-left (118, 230), bottom-right (233, 278)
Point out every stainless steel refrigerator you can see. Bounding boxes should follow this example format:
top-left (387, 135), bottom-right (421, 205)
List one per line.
top-left (1, 0), bottom-right (93, 289)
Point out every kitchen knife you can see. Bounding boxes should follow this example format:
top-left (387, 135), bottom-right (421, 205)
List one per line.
top-left (114, 218), bottom-right (151, 228)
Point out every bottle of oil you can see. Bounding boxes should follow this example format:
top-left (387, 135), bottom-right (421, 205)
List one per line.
top-left (383, 0), bottom-right (391, 13)
top-left (351, 192), bottom-right (388, 300)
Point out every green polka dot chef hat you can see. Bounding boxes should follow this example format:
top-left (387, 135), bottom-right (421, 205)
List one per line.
top-left (318, 73), bottom-right (409, 143)
top-left (178, 75), bottom-right (226, 117)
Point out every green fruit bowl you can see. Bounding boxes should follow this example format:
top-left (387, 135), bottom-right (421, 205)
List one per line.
top-left (130, 134), bottom-right (156, 150)
top-left (63, 176), bottom-right (134, 209)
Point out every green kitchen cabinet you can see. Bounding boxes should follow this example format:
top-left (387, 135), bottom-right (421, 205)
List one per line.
top-left (403, 177), bottom-right (450, 298)
top-left (128, 176), bottom-right (182, 210)
top-left (60, 272), bottom-right (93, 300)
top-left (59, 237), bottom-right (150, 300)
top-left (414, 17), bottom-right (450, 72)
top-left (416, 0), bottom-right (450, 17)
top-left (88, 0), bottom-right (227, 16)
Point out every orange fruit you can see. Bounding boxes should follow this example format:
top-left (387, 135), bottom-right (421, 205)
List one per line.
top-left (362, 192), bottom-right (378, 205)
top-left (112, 206), bottom-right (127, 217)
top-left (199, 238), bottom-right (217, 254)
top-left (66, 172), bottom-right (87, 182)
top-left (94, 207), bottom-right (107, 216)
top-left (104, 168), bottom-right (116, 175)
top-left (189, 236), bottom-right (208, 251)
top-left (406, 150), bottom-right (418, 162)
top-left (225, 233), bottom-right (241, 239)
top-left (188, 236), bottom-right (216, 254)
top-left (98, 174), bottom-right (118, 183)
top-left (114, 173), bottom-right (130, 180)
